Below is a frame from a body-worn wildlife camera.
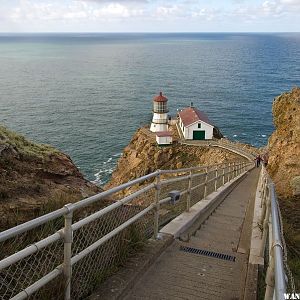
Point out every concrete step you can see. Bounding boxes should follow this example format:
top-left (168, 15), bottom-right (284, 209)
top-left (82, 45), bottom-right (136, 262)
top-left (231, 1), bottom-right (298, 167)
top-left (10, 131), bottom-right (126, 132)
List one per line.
top-left (218, 201), bottom-right (247, 209)
top-left (195, 227), bottom-right (240, 240)
top-left (215, 207), bottom-right (246, 217)
top-left (130, 265), bottom-right (242, 299)
top-left (213, 209), bottom-right (246, 218)
top-left (200, 221), bottom-right (241, 233)
top-left (193, 230), bottom-right (239, 245)
top-left (207, 214), bottom-right (244, 226)
top-left (189, 235), bottom-right (238, 253)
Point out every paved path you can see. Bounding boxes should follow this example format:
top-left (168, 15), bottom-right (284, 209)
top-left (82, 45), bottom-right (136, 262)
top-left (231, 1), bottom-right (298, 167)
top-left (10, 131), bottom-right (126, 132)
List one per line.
top-left (124, 168), bottom-right (260, 300)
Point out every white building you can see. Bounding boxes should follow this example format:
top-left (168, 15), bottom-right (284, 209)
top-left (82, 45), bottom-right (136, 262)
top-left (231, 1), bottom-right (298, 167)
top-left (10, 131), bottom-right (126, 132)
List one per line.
top-left (150, 92), bottom-right (169, 132)
top-left (156, 131), bottom-right (173, 145)
top-left (178, 106), bottom-right (214, 140)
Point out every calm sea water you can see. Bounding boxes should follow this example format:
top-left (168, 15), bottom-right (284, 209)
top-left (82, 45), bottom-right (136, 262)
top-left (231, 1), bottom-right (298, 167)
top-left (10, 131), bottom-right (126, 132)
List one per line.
top-left (0, 33), bottom-right (300, 184)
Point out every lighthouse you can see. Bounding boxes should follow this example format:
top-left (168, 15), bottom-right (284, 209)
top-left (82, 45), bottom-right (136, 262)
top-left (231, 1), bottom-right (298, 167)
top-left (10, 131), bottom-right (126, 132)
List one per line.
top-left (150, 92), bottom-right (169, 132)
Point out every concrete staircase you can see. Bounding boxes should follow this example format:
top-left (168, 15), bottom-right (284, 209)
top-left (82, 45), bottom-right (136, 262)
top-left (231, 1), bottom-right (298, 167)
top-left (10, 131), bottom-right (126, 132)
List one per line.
top-left (124, 168), bottom-right (260, 300)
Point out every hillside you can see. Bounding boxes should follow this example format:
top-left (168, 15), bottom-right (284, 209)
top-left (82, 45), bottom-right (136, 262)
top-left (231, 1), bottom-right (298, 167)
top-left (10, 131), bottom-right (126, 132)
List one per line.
top-left (267, 87), bottom-right (300, 288)
top-left (0, 125), bottom-right (100, 230)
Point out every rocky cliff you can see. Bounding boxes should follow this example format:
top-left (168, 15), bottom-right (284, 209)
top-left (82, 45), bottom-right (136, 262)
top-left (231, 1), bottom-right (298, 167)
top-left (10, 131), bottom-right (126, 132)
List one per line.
top-left (267, 87), bottom-right (300, 197)
top-left (267, 88), bottom-right (300, 285)
top-left (105, 127), bottom-right (255, 196)
top-left (0, 125), bottom-right (100, 230)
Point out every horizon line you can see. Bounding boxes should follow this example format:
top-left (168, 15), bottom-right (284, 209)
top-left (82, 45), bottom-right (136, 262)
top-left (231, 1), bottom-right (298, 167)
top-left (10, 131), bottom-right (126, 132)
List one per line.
top-left (0, 31), bottom-right (300, 34)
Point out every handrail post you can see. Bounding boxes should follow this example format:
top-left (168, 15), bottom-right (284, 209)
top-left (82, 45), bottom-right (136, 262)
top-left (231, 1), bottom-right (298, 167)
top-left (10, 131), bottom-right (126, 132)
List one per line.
top-left (222, 163), bottom-right (225, 185)
top-left (228, 163), bottom-right (231, 182)
top-left (204, 167), bottom-right (208, 199)
top-left (187, 170), bottom-right (192, 212)
top-left (214, 165), bottom-right (218, 191)
top-left (63, 205), bottom-right (73, 300)
top-left (234, 162), bottom-right (237, 178)
top-left (154, 171), bottom-right (161, 239)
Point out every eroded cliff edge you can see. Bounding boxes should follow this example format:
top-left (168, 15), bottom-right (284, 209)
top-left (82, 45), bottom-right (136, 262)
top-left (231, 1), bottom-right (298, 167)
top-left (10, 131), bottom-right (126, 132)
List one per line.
top-left (105, 127), bottom-right (257, 196)
top-left (267, 87), bottom-right (300, 285)
top-left (0, 125), bottom-right (100, 230)
top-left (268, 87), bottom-right (300, 197)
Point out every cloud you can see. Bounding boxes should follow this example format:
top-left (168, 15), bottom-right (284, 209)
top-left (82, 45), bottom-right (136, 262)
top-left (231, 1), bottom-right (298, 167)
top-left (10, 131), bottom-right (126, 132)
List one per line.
top-left (9, 0), bottom-right (144, 22)
top-left (2, 0), bottom-right (300, 31)
top-left (93, 3), bottom-right (144, 19)
top-left (82, 0), bottom-right (149, 2)
top-left (192, 8), bottom-right (221, 21)
top-left (280, 0), bottom-right (300, 5)
top-left (155, 5), bottom-right (180, 17)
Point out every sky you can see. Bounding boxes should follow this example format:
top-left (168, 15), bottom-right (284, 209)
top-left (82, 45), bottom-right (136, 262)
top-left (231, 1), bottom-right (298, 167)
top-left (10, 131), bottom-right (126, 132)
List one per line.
top-left (0, 0), bottom-right (299, 32)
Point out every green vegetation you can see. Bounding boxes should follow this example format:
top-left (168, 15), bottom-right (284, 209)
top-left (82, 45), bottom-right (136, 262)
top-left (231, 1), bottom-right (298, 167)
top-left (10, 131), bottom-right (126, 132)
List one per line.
top-left (0, 125), bottom-right (59, 159)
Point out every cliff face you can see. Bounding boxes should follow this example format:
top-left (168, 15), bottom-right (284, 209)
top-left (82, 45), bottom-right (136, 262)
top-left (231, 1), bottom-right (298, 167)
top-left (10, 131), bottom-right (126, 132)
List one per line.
top-left (105, 127), bottom-right (250, 195)
top-left (0, 125), bottom-right (100, 229)
top-left (267, 88), bottom-right (300, 287)
top-left (267, 87), bottom-right (300, 197)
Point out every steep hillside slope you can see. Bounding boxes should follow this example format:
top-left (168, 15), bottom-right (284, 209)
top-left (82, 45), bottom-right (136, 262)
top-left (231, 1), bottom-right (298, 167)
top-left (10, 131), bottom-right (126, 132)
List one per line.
top-left (0, 125), bottom-right (100, 229)
top-left (267, 87), bottom-right (300, 288)
top-left (268, 87), bottom-right (300, 197)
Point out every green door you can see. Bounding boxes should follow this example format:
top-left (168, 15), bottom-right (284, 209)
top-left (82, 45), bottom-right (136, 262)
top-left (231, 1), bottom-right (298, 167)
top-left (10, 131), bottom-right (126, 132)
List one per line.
top-left (193, 130), bottom-right (205, 140)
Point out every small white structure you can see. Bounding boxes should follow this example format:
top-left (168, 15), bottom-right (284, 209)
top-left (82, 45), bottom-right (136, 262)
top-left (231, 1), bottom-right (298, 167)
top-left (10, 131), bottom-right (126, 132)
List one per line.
top-left (178, 106), bottom-right (214, 140)
top-left (156, 131), bottom-right (173, 145)
top-left (150, 92), bottom-right (169, 132)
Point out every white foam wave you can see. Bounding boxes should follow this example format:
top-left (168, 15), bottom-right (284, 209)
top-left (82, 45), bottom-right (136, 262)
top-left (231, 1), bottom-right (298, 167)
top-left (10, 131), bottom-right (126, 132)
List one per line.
top-left (93, 152), bottom-right (121, 184)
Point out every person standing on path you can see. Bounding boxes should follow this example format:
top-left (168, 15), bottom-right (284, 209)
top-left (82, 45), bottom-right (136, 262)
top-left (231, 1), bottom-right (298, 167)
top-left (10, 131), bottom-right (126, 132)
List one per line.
top-left (255, 155), bottom-right (261, 168)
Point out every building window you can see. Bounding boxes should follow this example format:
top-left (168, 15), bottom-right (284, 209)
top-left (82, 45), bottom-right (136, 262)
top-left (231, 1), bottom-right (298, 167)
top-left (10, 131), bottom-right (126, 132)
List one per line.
top-left (198, 123), bottom-right (201, 128)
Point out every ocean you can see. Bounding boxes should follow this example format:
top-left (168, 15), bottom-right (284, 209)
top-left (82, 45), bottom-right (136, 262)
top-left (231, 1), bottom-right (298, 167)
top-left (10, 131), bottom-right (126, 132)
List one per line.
top-left (0, 33), bottom-right (299, 184)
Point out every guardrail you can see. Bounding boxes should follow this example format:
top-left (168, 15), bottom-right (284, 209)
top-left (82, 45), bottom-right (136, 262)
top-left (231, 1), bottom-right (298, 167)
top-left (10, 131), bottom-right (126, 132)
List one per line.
top-left (0, 161), bottom-right (253, 300)
top-left (258, 166), bottom-right (294, 300)
top-left (179, 139), bottom-right (256, 161)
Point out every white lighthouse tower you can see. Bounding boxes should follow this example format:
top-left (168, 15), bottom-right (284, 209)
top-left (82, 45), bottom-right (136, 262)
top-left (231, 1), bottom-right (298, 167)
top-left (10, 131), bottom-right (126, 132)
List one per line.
top-left (150, 92), bottom-right (169, 132)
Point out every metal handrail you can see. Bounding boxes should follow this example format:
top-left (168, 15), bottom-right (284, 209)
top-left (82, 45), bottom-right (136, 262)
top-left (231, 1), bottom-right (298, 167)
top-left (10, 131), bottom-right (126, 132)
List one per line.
top-left (0, 160), bottom-right (253, 300)
top-left (0, 172), bottom-right (159, 243)
top-left (259, 166), bottom-right (287, 300)
top-left (179, 139), bottom-right (255, 161)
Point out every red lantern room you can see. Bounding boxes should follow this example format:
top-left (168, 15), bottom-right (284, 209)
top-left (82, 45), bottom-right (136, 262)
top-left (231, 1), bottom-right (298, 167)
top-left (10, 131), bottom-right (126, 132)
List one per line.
top-left (153, 92), bottom-right (169, 113)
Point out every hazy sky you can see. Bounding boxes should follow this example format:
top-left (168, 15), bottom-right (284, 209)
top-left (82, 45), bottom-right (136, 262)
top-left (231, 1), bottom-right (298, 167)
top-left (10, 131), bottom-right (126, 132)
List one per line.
top-left (0, 0), bottom-right (299, 32)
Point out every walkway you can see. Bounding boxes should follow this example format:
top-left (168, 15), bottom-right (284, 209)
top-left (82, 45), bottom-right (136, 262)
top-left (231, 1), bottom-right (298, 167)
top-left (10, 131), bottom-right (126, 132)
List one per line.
top-left (124, 168), bottom-right (260, 300)
top-left (180, 140), bottom-right (255, 161)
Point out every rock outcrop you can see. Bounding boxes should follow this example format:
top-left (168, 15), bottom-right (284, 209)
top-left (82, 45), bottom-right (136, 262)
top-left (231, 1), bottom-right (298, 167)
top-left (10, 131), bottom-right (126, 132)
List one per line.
top-left (267, 87), bottom-right (300, 197)
top-left (105, 127), bottom-right (253, 196)
top-left (267, 88), bottom-right (300, 277)
top-left (0, 125), bottom-right (100, 230)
